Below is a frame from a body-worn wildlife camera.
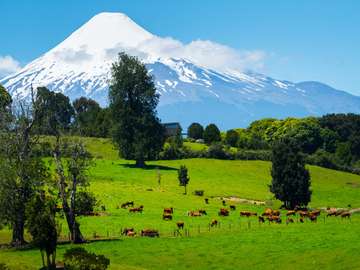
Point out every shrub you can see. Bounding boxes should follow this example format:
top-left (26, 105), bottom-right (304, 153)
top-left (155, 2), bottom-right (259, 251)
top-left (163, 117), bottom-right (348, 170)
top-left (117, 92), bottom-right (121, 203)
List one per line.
top-left (75, 191), bottom-right (98, 216)
top-left (306, 149), bottom-right (337, 169)
top-left (207, 143), bottom-right (231, 159)
top-left (235, 149), bottom-right (271, 161)
top-left (225, 129), bottom-right (239, 147)
top-left (64, 247), bottom-right (110, 270)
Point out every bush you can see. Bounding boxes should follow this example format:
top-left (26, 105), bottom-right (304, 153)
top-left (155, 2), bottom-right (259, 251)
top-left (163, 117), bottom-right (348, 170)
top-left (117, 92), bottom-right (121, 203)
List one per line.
top-left (207, 143), bottom-right (231, 159)
top-left (225, 129), bottom-right (239, 147)
top-left (0, 264), bottom-right (9, 270)
top-left (75, 191), bottom-right (98, 216)
top-left (64, 247), bottom-right (110, 270)
top-left (306, 149), bottom-right (337, 169)
top-left (235, 149), bottom-right (271, 161)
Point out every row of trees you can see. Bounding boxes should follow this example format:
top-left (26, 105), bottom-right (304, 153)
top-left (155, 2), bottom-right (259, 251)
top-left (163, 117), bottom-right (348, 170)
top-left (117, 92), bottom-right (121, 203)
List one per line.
top-left (34, 87), bottom-right (111, 138)
top-left (0, 85), bottom-right (96, 268)
top-left (187, 115), bottom-right (360, 173)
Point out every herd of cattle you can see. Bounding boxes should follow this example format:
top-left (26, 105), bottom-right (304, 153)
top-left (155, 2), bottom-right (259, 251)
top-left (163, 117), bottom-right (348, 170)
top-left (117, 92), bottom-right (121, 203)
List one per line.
top-left (117, 200), bottom-right (354, 238)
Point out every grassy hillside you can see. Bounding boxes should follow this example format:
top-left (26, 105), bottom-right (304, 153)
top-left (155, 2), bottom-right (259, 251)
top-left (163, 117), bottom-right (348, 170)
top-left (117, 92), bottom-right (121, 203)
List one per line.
top-left (1, 137), bottom-right (360, 269)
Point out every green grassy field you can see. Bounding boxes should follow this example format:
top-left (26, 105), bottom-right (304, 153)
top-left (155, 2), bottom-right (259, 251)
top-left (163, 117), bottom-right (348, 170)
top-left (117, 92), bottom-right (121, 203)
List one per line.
top-left (0, 138), bottom-right (360, 269)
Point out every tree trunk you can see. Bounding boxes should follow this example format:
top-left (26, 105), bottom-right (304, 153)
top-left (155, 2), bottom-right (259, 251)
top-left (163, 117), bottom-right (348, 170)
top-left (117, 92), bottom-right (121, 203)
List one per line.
top-left (11, 212), bottom-right (26, 247)
top-left (136, 159), bottom-right (146, 168)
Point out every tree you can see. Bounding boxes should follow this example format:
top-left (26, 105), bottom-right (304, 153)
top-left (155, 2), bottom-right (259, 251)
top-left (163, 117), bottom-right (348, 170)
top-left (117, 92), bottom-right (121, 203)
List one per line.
top-left (203, 124), bottom-right (221, 145)
top-left (34, 87), bottom-right (74, 135)
top-left (0, 88), bottom-right (49, 246)
top-left (178, 165), bottom-right (190, 195)
top-left (0, 85), bottom-right (12, 129)
top-left (26, 192), bottom-right (58, 269)
top-left (53, 140), bottom-right (92, 243)
top-left (225, 129), bottom-right (239, 147)
top-left (270, 138), bottom-right (311, 209)
top-left (188, 123), bottom-right (204, 140)
top-left (109, 53), bottom-right (165, 167)
top-left (73, 97), bottom-right (101, 137)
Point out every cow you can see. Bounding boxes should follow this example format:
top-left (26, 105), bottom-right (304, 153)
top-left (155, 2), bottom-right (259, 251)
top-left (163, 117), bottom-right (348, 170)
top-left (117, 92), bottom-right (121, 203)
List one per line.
top-left (199, 209), bottom-right (207, 215)
top-left (309, 214), bottom-right (317, 222)
top-left (340, 212), bottom-right (351, 219)
top-left (188, 211), bottom-right (202, 217)
top-left (141, 229), bottom-right (159, 237)
top-left (127, 231), bottom-right (136, 237)
top-left (327, 210), bottom-right (337, 217)
top-left (258, 216), bottom-right (265, 223)
top-left (205, 198), bottom-right (209, 204)
top-left (122, 228), bottom-right (134, 236)
top-left (267, 215), bottom-right (281, 223)
top-left (299, 211), bottom-right (308, 218)
top-left (286, 218), bottom-right (294, 224)
top-left (163, 207), bottom-right (174, 214)
top-left (176, 221), bottom-right (185, 229)
top-left (299, 217), bottom-right (305, 223)
top-left (163, 213), bottom-right (172, 220)
top-left (121, 201), bottom-right (134, 209)
top-left (286, 210), bottom-right (296, 216)
top-left (240, 211), bottom-right (257, 217)
top-left (272, 210), bottom-right (280, 216)
top-left (218, 208), bottom-right (229, 216)
top-left (230, 205), bottom-right (236, 211)
top-left (262, 208), bottom-right (273, 216)
top-left (129, 207), bottom-right (143, 213)
top-left (210, 219), bottom-right (218, 227)
top-left (222, 200), bottom-right (226, 206)
top-left (309, 210), bottom-right (321, 217)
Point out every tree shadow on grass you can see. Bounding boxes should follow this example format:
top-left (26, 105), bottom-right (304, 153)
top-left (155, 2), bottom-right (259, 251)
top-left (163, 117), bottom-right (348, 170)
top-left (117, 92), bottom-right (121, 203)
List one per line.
top-left (119, 163), bottom-right (178, 171)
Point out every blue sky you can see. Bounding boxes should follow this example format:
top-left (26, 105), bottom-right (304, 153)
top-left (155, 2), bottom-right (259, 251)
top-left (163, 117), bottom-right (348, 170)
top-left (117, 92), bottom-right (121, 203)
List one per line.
top-left (1, 0), bottom-right (359, 95)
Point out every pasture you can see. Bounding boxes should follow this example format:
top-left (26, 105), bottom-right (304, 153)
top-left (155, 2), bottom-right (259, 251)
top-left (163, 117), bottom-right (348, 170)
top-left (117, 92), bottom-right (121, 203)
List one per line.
top-left (0, 138), bottom-right (360, 269)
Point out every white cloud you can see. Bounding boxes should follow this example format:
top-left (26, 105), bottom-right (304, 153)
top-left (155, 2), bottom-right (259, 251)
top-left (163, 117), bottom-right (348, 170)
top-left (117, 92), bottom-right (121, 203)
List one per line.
top-left (106, 36), bottom-right (267, 74)
top-left (0, 55), bottom-right (21, 78)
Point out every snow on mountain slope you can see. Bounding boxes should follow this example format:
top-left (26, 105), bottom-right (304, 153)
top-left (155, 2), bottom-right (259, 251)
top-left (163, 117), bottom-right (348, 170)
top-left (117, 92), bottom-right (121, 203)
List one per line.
top-left (1, 12), bottom-right (360, 129)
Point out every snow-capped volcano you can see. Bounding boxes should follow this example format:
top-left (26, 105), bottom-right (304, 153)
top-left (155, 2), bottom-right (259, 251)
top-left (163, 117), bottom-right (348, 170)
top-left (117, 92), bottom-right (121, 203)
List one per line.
top-left (2, 12), bottom-right (360, 128)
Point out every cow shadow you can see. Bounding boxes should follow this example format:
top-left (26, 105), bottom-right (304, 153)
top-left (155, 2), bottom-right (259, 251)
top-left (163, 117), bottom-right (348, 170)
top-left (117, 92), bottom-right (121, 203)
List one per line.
top-left (119, 164), bottom-right (178, 171)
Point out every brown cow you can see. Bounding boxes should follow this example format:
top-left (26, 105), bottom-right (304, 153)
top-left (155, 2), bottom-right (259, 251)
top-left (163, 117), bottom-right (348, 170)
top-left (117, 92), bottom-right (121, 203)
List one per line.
top-left (141, 229), bottom-right (159, 237)
top-left (299, 211), bottom-right (308, 218)
top-left (272, 210), bottom-right (280, 216)
top-left (286, 210), bottom-right (296, 216)
top-left (163, 207), bottom-right (173, 214)
top-left (210, 219), bottom-right (218, 227)
top-left (310, 210), bottom-right (321, 217)
top-left (240, 211), bottom-right (257, 217)
top-left (188, 211), bottom-right (202, 217)
top-left (267, 215), bottom-right (281, 223)
top-left (163, 213), bottom-right (172, 220)
top-left (262, 208), bottom-right (273, 216)
top-left (258, 216), bottom-right (265, 223)
top-left (176, 221), bottom-right (185, 229)
top-left (308, 214), bottom-right (317, 222)
top-left (127, 231), bottom-right (136, 237)
top-left (218, 208), bottom-right (229, 216)
top-left (199, 209), bottom-right (207, 215)
top-left (121, 201), bottom-right (134, 209)
top-left (340, 212), bottom-right (351, 218)
top-left (299, 217), bottom-right (305, 223)
top-left (129, 207), bottom-right (143, 213)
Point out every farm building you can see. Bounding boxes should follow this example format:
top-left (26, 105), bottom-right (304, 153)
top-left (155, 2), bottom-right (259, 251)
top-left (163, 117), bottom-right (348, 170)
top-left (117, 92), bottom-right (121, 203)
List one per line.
top-left (163, 122), bottom-right (182, 137)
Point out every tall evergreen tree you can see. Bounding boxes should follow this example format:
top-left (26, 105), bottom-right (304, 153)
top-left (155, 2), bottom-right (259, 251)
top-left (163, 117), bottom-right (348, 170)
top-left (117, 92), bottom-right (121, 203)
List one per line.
top-left (109, 53), bottom-right (165, 167)
top-left (178, 165), bottom-right (190, 195)
top-left (270, 138), bottom-right (311, 209)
